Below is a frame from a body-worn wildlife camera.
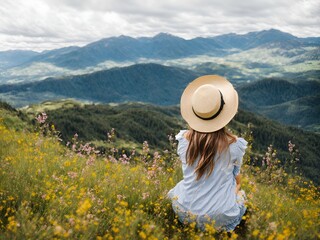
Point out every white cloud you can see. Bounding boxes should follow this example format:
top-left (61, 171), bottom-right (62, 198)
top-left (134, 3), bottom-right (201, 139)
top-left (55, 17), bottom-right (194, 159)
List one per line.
top-left (0, 0), bottom-right (319, 51)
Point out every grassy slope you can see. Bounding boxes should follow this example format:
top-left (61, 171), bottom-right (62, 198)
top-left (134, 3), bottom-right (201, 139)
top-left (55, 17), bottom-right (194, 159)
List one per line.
top-left (1, 105), bottom-right (319, 239)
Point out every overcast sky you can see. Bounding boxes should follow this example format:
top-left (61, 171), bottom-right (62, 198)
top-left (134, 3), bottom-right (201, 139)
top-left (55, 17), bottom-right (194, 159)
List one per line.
top-left (1, 0), bottom-right (319, 51)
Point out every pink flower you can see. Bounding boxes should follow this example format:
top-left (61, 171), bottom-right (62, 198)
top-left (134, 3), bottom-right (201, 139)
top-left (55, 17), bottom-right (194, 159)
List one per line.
top-left (67, 171), bottom-right (78, 179)
top-left (142, 192), bottom-right (150, 199)
top-left (143, 141), bottom-right (149, 154)
top-left (35, 112), bottom-right (47, 124)
top-left (86, 156), bottom-right (95, 166)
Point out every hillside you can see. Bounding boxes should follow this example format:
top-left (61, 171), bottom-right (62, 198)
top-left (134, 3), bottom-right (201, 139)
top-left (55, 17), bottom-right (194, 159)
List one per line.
top-left (238, 79), bottom-right (320, 106)
top-left (0, 102), bottom-right (319, 239)
top-left (259, 95), bottom-right (320, 130)
top-left (238, 78), bottom-right (320, 132)
top-left (0, 64), bottom-right (198, 107)
top-left (22, 100), bottom-right (320, 184)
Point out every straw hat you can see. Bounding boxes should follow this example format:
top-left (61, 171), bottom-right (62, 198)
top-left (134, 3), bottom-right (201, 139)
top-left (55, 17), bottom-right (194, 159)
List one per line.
top-left (180, 75), bottom-right (238, 133)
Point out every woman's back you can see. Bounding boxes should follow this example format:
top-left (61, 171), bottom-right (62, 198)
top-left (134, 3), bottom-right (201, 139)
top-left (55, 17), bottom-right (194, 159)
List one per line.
top-left (168, 130), bottom-right (247, 231)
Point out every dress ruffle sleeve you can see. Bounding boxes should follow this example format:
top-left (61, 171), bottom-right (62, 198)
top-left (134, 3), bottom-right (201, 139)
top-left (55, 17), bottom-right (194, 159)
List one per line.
top-left (175, 130), bottom-right (188, 164)
top-left (233, 138), bottom-right (248, 176)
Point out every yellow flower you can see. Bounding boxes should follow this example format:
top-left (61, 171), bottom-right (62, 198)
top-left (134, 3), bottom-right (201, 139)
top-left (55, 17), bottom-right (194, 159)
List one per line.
top-left (139, 231), bottom-right (147, 239)
top-left (7, 216), bottom-right (19, 232)
top-left (252, 229), bottom-right (260, 237)
top-left (119, 201), bottom-right (128, 207)
top-left (112, 227), bottom-right (119, 233)
top-left (76, 199), bottom-right (92, 215)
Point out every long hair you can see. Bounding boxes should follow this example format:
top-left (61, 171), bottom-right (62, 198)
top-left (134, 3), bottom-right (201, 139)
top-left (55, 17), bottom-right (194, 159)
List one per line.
top-left (186, 127), bottom-right (236, 180)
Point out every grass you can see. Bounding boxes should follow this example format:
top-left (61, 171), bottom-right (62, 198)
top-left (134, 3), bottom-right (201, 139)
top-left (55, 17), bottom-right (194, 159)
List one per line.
top-left (0, 111), bottom-right (319, 239)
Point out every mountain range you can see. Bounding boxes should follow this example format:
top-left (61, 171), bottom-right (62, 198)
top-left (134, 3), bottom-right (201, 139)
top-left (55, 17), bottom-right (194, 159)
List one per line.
top-left (0, 29), bottom-right (319, 85)
top-left (3, 29), bottom-right (318, 70)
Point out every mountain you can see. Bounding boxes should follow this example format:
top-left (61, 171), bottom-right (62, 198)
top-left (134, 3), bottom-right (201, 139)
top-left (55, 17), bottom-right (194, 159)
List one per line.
top-left (29, 46), bottom-right (81, 66)
top-left (0, 50), bottom-right (39, 70)
top-left (33, 33), bottom-right (225, 69)
top-left (212, 29), bottom-right (315, 49)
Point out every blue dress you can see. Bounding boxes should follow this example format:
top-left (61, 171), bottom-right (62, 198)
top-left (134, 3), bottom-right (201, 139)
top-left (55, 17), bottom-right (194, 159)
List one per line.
top-left (168, 130), bottom-right (247, 231)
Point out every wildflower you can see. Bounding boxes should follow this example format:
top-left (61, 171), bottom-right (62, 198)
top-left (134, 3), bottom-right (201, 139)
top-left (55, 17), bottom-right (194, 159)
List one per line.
top-left (252, 229), bottom-right (260, 237)
top-left (142, 192), bottom-right (150, 199)
top-left (153, 151), bottom-right (161, 161)
top-left (76, 199), bottom-right (92, 215)
top-left (288, 141), bottom-right (295, 153)
top-left (67, 171), bottom-right (78, 179)
top-left (112, 227), bottom-right (119, 233)
top-left (268, 222), bottom-right (277, 231)
top-left (139, 231), bottom-right (147, 239)
top-left (35, 112), bottom-right (47, 124)
top-left (54, 225), bottom-right (65, 236)
top-left (6, 216), bottom-right (19, 232)
top-left (119, 154), bottom-right (130, 164)
top-left (142, 141), bottom-right (149, 154)
top-left (117, 195), bottom-right (125, 201)
top-left (86, 156), bottom-right (95, 166)
top-left (119, 201), bottom-right (128, 207)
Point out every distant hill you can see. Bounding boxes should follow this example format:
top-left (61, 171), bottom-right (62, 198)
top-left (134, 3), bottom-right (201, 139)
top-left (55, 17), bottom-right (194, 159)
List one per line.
top-left (0, 63), bottom-right (199, 106)
top-left (0, 50), bottom-right (39, 70)
top-left (238, 78), bottom-right (320, 106)
top-left (238, 78), bottom-right (320, 131)
top-left (21, 100), bottom-right (320, 184)
top-left (28, 46), bottom-right (81, 67)
top-left (258, 95), bottom-right (320, 129)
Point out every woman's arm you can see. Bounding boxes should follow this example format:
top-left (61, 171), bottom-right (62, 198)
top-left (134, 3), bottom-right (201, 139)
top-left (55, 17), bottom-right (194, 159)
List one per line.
top-left (235, 174), bottom-right (241, 194)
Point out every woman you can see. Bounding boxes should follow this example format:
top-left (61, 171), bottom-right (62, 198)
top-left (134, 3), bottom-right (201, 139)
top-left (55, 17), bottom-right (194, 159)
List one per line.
top-left (168, 75), bottom-right (247, 232)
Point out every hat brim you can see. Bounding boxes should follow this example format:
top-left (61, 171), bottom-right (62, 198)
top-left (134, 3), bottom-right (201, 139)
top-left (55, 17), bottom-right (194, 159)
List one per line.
top-left (180, 75), bottom-right (238, 133)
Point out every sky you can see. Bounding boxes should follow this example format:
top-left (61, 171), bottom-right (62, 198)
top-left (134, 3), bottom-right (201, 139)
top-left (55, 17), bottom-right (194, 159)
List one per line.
top-left (0, 0), bottom-right (319, 51)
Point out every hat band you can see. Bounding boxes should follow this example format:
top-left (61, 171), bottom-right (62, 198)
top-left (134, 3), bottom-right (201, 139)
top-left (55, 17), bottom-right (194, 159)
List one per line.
top-left (192, 91), bottom-right (225, 120)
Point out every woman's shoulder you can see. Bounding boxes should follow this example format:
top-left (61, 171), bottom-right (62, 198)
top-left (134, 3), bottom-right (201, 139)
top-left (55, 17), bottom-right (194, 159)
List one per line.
top-left (175, 130), bottom-right (189, 142)
top-left (229, 137), bottom-right (248, 155)
top-left (232, 137), bottom-right (248, 147)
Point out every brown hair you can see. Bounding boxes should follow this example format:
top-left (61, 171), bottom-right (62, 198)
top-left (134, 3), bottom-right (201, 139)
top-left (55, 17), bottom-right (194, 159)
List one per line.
top-left (186, 127), bottom-right (236, 180)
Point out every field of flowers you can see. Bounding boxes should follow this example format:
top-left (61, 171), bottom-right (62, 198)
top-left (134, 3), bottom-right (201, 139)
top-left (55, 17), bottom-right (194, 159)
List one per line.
top-left (0, 111), bottom-right (319, 239)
